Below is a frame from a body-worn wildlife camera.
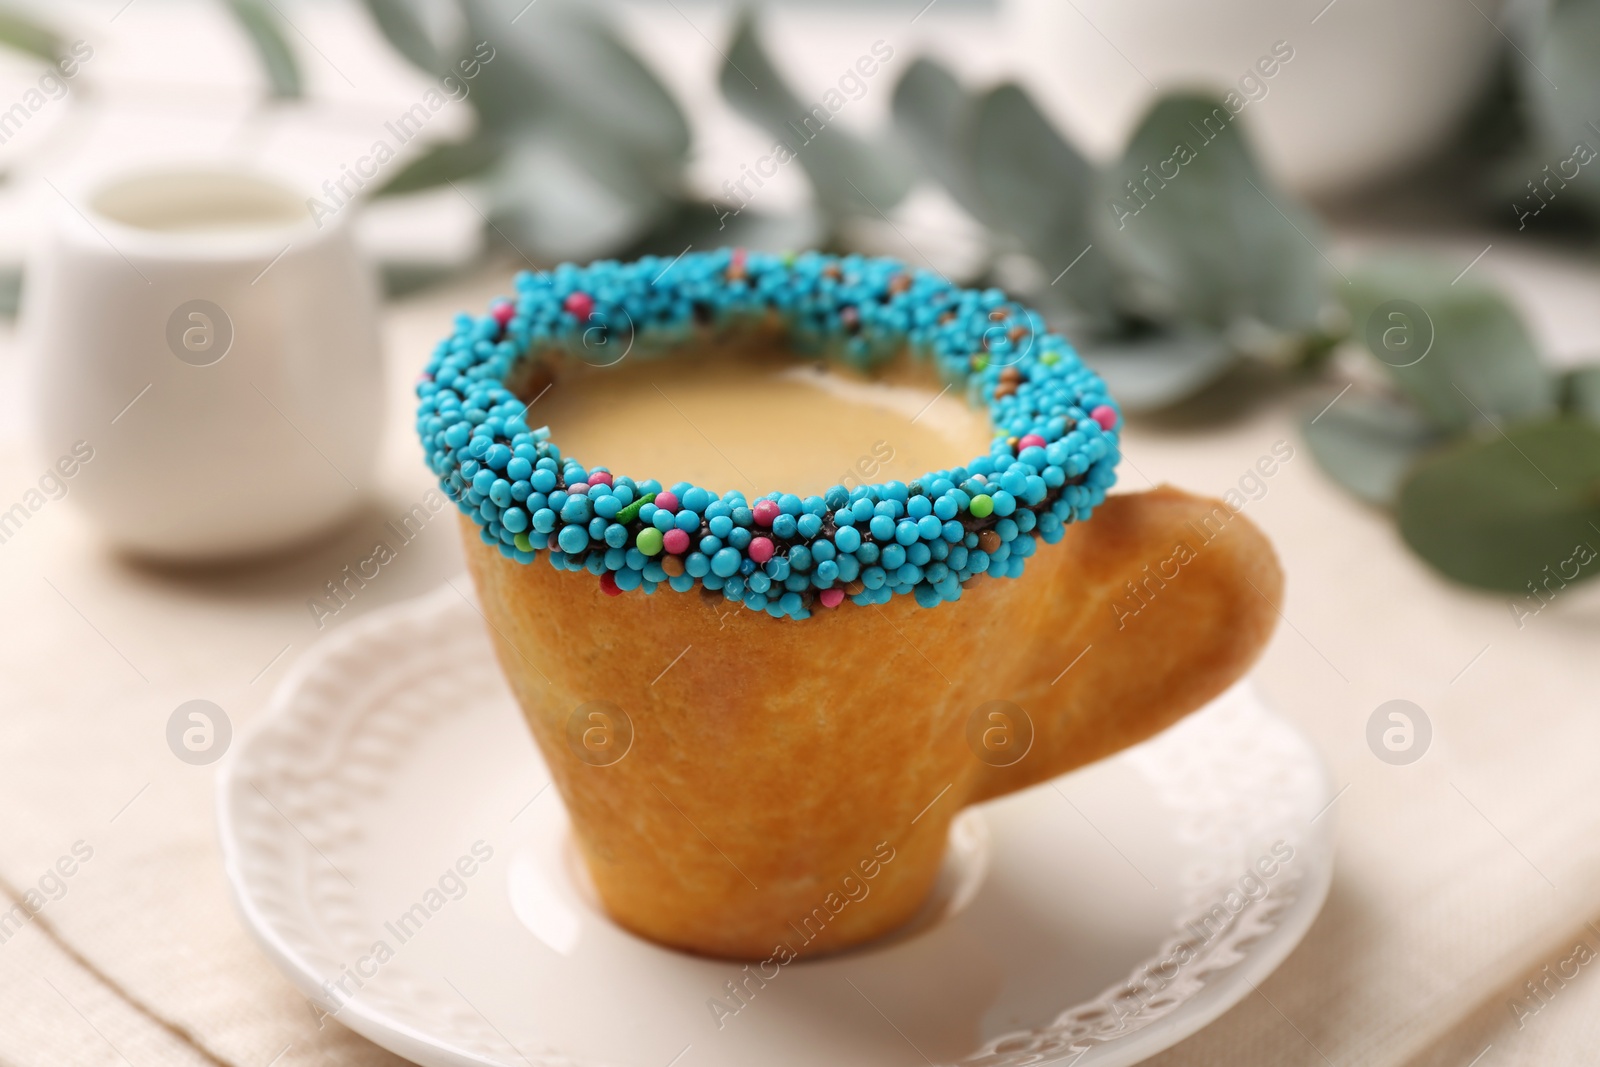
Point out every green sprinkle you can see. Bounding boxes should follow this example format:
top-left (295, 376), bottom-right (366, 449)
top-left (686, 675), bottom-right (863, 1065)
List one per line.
top-left (614, 491), bottom-right (656, 525)
top-left (513, 532), bottom-right (533, 552)
top-left (637, 527), bottom-right (664, 556)
top-left (970, 494), bottom-right (994, 518)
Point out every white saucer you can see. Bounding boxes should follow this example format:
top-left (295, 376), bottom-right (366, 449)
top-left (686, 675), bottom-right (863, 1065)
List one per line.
top-left (218, 585), bottom-right (1335, 1067)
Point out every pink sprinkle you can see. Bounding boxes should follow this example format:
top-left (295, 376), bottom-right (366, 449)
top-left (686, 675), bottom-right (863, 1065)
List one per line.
top-left (1018, 433), bottom-right (1047, 452)
top-left (564, 291), bottom-right (595, 320)
top-left (663, 528), bottom-right (690, 555)
top-left (818, 588), bottom-right (845, 608)
top-left (491, 302), bottom-right (515, 327)
top-left (1090, 405), bottom-right (1118, 431)
top-left (588, 470), bottom-right (613, 487)
top-left (654, 490), bottom-right (680, 513)
top-left (730, 248), bottom-right (747, 268)
top-left (599, 572), bottom-right (621, 597)
top-left (748, 536), bottom-right (775, 564)
top-left (568, 482), bottom-right (588, 494)
top-left (753, 500), bottom-right (781, 527)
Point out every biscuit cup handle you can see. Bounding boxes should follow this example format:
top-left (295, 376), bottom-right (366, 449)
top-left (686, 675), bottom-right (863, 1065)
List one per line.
top-left (966, 487), bottom-right (1285, 803)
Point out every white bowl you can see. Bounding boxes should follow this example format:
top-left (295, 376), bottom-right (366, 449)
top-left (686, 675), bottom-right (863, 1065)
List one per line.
top-left (1003, 0), bottom-right (1506, 195)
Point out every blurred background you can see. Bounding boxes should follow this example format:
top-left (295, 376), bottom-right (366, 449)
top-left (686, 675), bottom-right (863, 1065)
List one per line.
top-left (2, 0), bottom-right (1598, 589)
top-left (4, 1), bottom-right (1600, 1065)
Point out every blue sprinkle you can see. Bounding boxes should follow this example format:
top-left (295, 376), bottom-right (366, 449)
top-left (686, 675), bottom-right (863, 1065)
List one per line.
top-left (415, 250), bottom-right (1119, 619)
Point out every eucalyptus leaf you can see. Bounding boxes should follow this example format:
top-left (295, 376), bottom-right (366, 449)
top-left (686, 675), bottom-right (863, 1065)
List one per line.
top-left (488, 134), bottom-right (664, 264)
top-left (1302, 391), bottom-right (1439, 507)
top-left (1098, 94), bottom-right (1325, 338)
top-left (359, 0), bottom-right (446, 76)
top-left (457, 0), bottom-right (551, 132)
top-left (622, 200), bottom-right (825, 259)
top-left (891, 58), bottom-right (986, 221)
top-left (1343, 258), bottom-right (1554, 433)
top-left (373, 137), bottom-right (502, 198)
top-left (1398, 418), bottom-right (1600, 592)
top-left (718, 13), bottom-right (911, 222)
top-left (0, 264), bottom-right (20, 317)
top-left (449, 0), bottom-right (688, 250)
top-left (1079, 329), bottom-right (1235, 412)
top-left (224, 0), bottom-right (301, 99)
top-left (969, 83), bottom-right (1113, 319)
top-left (1560, 363), bottom-right (1600, 424)
top-left (463, 0), bottom-right (689, 173)
top-left (381, 262), bottom-right (466, 299)
top-left (0, 8), bottom-right (60, 63)
top-left (1520, 0), bottom-right (1600, 217)
top-left (537, 117), bottom-right (680, 222)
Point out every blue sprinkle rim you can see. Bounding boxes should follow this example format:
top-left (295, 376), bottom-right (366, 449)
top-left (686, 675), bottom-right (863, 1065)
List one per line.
top-left (416, 250), bottom-right (1121, 620)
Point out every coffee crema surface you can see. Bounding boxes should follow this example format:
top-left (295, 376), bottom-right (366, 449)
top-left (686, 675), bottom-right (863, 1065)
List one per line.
top-left (534, 348), bottom-right (994, 497)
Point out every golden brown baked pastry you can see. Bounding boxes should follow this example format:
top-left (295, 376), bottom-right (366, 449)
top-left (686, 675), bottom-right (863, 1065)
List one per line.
top-left (463, 486), bottom-right (1282, 959)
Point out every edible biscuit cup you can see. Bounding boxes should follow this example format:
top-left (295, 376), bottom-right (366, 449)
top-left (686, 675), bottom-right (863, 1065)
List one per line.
top-left (419, 251), bottom-right (1282, 960)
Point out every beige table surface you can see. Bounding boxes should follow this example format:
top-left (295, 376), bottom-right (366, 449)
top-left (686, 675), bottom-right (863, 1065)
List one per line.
top-left (1, 238), bottom-right (1598, 1067)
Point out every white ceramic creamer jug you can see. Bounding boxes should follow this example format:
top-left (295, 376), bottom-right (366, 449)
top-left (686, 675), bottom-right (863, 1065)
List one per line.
top-left (22, 168), bottom-right (383, 561)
